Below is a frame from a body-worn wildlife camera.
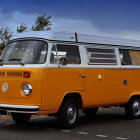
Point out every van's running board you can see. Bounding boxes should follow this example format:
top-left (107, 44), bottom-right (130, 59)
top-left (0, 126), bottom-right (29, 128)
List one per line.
top-left (0, 104), bottom-right (39, 114)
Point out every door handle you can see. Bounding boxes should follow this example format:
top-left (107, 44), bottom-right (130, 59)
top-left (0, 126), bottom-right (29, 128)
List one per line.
top-left (80, 74), bottom-right (86, 78)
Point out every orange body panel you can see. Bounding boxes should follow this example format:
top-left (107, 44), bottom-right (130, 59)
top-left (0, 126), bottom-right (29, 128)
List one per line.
top-left (42, 68), bottom-right (140, 113)
top-left (0, 68), bottom-right (44, 109)
top-left (41, 68), bottom-right (86, 113)
top-left (0, 67), bottom-right (140, 115)
top-left (85, 69), bottom-right (140, 107)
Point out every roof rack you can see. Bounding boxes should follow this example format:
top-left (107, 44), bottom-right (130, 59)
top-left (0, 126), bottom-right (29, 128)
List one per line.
top-left (11, 31), bottom-right (140, 47)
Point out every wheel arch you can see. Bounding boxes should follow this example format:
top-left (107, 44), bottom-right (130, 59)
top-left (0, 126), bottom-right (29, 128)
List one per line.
top-left (125, 93), bottom-right (140, 119)
top-left (59, 92), bottom-right (83, 111)
top-left (129, 92), bottom-right (140, 102)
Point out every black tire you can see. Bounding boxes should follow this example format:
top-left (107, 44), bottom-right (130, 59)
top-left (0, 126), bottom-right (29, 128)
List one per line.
top-left (125, 97), bottom-right (140, 119)
top-left (57, 98), bottom-right (78, 129)
top-left (11, 113), bottom-right (31, 124)
top-left (83, 107), bottom-right (99, 117)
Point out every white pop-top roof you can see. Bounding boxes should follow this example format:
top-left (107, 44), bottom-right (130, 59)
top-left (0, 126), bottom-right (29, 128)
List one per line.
top-left (11, 31), bottom-right (140, 47)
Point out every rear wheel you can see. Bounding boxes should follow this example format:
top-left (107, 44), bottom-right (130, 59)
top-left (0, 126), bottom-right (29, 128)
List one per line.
top-left (83, 107), bottom-right (99, 117)
top-left (57, 98), bottom-right (78, 129)
top-left (11, 113), bottom-right (31, 124)
top-left (125, 97), bottom-right (140, 119)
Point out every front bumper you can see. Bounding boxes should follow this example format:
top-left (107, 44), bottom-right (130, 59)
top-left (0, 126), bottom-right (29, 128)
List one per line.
top-left (0, 104), bottom-right (39, 114)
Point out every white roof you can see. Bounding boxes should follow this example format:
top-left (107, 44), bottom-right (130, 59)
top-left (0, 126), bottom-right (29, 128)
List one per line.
top-left (11, 31), bottom-right (140, 47)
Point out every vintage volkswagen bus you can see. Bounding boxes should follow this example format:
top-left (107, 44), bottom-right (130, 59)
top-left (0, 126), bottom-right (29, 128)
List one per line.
top-left (0, 31), bottom-right (140, 128)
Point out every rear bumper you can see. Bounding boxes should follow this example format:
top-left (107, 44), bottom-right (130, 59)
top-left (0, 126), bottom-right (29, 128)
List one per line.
top-left (0, 104), bottom-right (39, 114)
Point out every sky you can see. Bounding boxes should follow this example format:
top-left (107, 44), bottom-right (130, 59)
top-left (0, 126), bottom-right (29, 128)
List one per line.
top-left (0, 0), bottom-right (140, 40)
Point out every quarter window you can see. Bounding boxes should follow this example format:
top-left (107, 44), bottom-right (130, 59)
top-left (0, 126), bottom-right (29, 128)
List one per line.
top-left (119, 49), bottom-right (140, 66)
top-left (129, 50), bottom-right (140, 65)
top-left (87, 47), bottom-right (117, 65)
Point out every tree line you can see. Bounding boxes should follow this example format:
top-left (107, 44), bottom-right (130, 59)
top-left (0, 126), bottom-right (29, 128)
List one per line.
top-left (0, 14), bottom-right (52, 52)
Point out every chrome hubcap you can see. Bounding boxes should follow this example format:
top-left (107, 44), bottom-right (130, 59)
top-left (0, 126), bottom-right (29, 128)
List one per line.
top-left (132, 99), bottom-right (140, 116)
top-left (67, 104), bottom-right (77, 124)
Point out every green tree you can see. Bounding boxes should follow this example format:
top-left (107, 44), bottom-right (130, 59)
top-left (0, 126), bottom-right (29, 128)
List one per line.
top-left (32, 14), bottom-right (51, 31)
top-left (17, 23), bottom-right (28, 33)
top-left (0, 28), bottom-right (13, 51)
top-left (0, 13), bottom-right (52, 53)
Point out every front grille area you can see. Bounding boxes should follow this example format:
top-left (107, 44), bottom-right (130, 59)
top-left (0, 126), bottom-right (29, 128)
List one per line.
top-left (0, 72), bottom-right (23, 77)
top-left (7, 72), bottom-right (22, 77)
top-left (0, 72), bottom-right (5, 76)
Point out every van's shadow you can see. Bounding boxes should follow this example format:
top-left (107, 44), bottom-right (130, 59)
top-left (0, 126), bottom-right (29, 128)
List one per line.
top-left (0, 109), bottom-right (133, 132)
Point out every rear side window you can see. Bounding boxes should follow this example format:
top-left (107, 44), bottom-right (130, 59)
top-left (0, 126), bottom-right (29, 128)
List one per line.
top-left (50, 44), bottom-right (81, 64)
top-left (129, 50), bottom-right (140, 65)
top-left (119, 49), bottom-right (140, 66)
top-left (87, 47), bottom-right (117, 65)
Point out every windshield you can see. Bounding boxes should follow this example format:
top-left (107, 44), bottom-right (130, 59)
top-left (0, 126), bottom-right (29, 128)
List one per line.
top-left (1, 40), bottom-right (48, 65)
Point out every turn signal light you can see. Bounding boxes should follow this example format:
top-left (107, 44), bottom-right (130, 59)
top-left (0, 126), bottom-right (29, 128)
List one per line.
top-left (23, 72), bottom-right (30, 78)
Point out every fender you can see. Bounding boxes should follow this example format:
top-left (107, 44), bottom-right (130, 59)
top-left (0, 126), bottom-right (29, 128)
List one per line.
top-left (129, 91), bottom-right (140, 100)
top-left (58, 91), bottom-right (83, 111)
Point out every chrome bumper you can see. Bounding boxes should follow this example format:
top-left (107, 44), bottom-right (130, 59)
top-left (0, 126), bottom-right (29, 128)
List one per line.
top-left (0, 104), bottom-right (39, 114)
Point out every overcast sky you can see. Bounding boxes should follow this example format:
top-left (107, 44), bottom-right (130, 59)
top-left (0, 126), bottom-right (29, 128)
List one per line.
top-left (0, 0), bottom-right (140, 40)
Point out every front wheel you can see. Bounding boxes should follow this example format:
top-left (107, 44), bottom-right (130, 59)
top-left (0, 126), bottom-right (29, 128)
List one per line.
top-left (11, 113), bottom-right (31, 124)
top-left (125, 97), bottom-right (140, 119)
top-left (57, 98), bottom-right (78, 129)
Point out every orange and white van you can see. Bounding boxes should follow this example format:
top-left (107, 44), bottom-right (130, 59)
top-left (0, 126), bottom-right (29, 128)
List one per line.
top-left (0, 31), bottom-right (140, 128)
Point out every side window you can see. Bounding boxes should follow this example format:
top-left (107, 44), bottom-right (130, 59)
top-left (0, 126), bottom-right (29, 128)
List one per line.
top-left (50, 44), bottom-right (81, 64)
top-left (129, 50), bottom-right (140, 65)
top-left (87, 47), bottom-right (117, 65)
top-left (119, 49), bottom-right (132, 65)
top-left (119, 49), bottom-right (140, 66)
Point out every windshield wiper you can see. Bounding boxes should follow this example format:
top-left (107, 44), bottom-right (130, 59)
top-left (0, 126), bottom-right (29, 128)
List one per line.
top-left (0, 59), bottom-right (3, 66)
top-left (9, 59), bottom-right (24, 66)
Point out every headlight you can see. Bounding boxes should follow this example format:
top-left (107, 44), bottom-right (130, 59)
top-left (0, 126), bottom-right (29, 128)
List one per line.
top-left (22, 83), bottom-right (32, 96)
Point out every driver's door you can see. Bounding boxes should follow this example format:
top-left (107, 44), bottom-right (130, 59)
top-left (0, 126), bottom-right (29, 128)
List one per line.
top-left (42, 43), bottom-right (85, 111)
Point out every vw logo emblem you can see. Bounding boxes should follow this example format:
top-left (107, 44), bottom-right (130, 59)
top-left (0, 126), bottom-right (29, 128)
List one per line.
top-left (2, 82), bottom-right (8, 93)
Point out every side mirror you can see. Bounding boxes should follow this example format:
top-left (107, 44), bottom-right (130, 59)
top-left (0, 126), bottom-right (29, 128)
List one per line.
top-left (60, 57), bottom-right (67, 65)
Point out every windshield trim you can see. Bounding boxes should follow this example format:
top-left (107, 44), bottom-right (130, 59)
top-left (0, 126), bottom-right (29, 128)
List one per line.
top-left (1, 39), bottom-right (48, 65)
